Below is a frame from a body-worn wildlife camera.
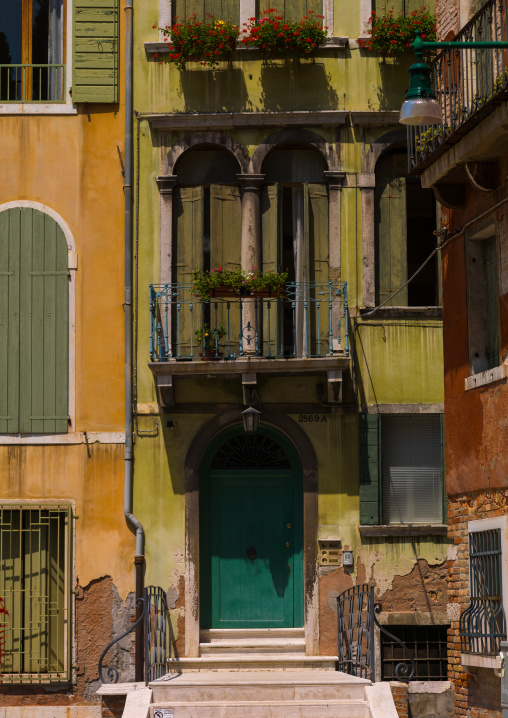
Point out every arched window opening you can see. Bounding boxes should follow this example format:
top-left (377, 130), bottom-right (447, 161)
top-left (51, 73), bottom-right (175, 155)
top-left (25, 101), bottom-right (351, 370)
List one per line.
top-left (261, 146), bottom-right (329, 355)
top-left (375, 147), bottom-right (438, 307)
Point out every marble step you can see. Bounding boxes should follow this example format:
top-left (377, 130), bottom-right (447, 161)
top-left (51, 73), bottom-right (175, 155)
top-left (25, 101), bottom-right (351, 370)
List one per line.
top-left (200, 628), bottom-right (305, 641)
top-left (200, 628), bottom-right (305, 655)
top-left (150, 669), bottom-right (369, 703)
top-left (149, 699), bottom-right (370, 718)
top-left (165, 655), bottom-right (339, 672)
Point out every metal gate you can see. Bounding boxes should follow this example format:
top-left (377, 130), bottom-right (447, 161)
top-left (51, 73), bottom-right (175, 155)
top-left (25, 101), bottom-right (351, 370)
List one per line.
top-left (337, 584), bottom-right (375, 679)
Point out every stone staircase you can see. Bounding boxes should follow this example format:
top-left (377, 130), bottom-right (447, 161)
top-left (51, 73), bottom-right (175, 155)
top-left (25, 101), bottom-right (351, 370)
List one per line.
top-left (98, 629), bottom-right (399, 718)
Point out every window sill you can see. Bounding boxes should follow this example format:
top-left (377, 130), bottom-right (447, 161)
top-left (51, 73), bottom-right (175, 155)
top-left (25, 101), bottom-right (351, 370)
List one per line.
top-left (465, 363), bottom-right (508, 391)
top-left (359, 524), bottom-right (448, 537)
top-left (461, 652), bottom-right (501, 670)
top-left (0, 103), bottom-right (77, 115)
top-left (359, 306), bottom-right (443, 319)
top-left (144, 37), bottom-right (349, 54)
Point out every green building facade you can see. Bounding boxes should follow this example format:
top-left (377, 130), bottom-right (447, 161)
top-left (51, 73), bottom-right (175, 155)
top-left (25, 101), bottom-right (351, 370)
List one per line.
top-left (132, 0), bottom-right (447, 676)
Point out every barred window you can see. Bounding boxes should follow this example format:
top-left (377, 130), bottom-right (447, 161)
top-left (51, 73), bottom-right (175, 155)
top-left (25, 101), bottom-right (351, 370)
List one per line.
top-left (380, 625), bottom-right (449, 681)
top-left (0, 505), bottom-right (71, 683)
top-left (460, 524), bottom-right (507, 655)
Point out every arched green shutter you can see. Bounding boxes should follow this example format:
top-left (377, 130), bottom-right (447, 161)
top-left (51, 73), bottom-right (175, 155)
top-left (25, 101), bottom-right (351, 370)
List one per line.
top-left (0, 208), bottom-right (69, 435)
top-left (72, 0), bottom-right (119, 103)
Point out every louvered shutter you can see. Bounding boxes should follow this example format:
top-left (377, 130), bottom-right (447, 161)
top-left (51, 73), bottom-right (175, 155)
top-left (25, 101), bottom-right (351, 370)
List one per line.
top-left (382, 414), bottom-right (442, 524)
top-left (375, 152), bottom-right (408, 306)
top-left (359, 413), bottom-right (381, 525)
top-left (0, 209), bottom-right (68, 435)
top-left (73, 0), bottom-right (119, 103)
top-left (306, 183), bottom-right (329, 356)
top-left (0, 210), bottom-right (21, 434)
top-left (258, 0), bottom-right (322, 19)
top-left (173, 187), bottom-right (204, 356)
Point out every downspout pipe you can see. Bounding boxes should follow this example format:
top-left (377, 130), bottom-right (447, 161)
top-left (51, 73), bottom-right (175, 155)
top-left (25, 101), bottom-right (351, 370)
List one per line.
top-left (123, 0), bottom-right (145, 682)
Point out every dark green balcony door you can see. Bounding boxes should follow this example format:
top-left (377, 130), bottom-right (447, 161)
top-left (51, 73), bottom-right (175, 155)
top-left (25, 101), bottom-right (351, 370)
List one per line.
top-left (200, 426), bottom-right (303, 629)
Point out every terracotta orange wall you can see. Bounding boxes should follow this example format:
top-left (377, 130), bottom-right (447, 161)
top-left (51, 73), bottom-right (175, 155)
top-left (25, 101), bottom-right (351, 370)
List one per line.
top-left (441, 187), bottom-right (508, 497)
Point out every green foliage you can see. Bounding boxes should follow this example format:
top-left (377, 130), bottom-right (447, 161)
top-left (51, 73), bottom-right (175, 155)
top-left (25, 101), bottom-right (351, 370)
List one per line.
top-left (241, 9), bottom-right (327, 59)
top-left (159, 15), bottom-right (239, 70)
top-left (359, 8), bottom-right (436, 56)
top-left (192, 266), bottom-right (288, 299)
top-left (195, 323), bottom-right (227, 350)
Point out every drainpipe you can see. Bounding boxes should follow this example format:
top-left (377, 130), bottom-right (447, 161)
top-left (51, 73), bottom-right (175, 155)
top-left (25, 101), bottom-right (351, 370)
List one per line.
top-left (123, 0), bottom-right (145, 683)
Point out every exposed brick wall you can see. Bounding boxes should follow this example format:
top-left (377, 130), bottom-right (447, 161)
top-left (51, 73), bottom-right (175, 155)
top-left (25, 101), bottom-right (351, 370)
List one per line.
top-left (447, 489), bottom-right (507, 717)
top-left (436, 0), bottom-right (460, 40)
top-left (390, 682), bottom-right (409, 718)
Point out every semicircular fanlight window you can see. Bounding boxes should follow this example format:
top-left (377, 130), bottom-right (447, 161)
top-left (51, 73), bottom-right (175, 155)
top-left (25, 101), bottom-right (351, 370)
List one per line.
top-left (210, 434), bottom-right (291, 469)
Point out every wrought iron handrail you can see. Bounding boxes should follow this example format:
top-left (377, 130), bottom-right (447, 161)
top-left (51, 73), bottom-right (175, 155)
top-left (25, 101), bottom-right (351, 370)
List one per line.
top-left (408, 0), bottom-right (508, 171)
top-left (98, 598), bottom-right (144, 684)
top-left (373, 603), bottom-right (415, 682)
top-left (149, 281), bottom-right (349, 361)
top-left (337, 584), bottom-right (415, 682)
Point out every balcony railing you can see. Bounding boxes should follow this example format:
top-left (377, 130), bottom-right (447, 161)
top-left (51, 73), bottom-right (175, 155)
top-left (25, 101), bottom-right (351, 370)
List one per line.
top-left (0, 64), bottom-right (65, 102)
top-left (408, 0), bottom-right (508, 171)
top-left (149, 282), bottom-right (349, 362)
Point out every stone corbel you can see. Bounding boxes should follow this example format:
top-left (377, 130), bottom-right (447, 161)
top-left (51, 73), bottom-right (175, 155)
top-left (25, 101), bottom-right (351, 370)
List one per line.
top-left (327, 369), bottom-right (343, 403)
top-left (157, 374), bottom-right (175, 409)
top-left (156, 175), bottom-right (178, 194)
top-left (242, 372), bottom-right (257, 405)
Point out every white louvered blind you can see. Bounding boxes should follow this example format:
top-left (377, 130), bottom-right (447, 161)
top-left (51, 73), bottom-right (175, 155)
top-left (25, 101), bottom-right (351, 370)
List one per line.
top-left (382, 414), bottom-right (442, 524)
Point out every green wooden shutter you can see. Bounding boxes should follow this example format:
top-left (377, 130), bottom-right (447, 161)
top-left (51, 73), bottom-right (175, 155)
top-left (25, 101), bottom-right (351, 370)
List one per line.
top-left (73, 0), bottom-right (119, 103)
top-left (375, 152), bottom-right (408, 306)
top-left (210, 185), bottom-right (242, 356)
top-left (484, 236), bottom-right (500, 370)
top-left (19, 210), bottom-right (69, 434)
top-left (261, 185), bottom-right (282, 357)
top-left (258, 0), bottom-right (322, 19)
top-left (173, 187), bottom-right (204, 355)
top-left (0, 209), bottom-right (68, 435)
top-left (0, 210), bottom-right (20, 434)
top-left (440, 413), bottom-right (446, 524)
top-left (359, 413), bottom-right (381, 525)
top-left (173, 0), bottom-right (240, 24)
top-left (305, 183), bottom-right (329, 356)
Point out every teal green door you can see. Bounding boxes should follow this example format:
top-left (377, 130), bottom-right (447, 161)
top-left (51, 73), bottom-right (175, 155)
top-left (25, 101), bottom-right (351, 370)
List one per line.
top-left (200, 427), bottom-right (303, 629)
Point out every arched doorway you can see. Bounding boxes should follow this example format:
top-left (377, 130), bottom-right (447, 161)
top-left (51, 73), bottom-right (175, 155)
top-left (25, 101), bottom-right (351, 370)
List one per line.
top-left (199, 425), bottom-right (304, 629)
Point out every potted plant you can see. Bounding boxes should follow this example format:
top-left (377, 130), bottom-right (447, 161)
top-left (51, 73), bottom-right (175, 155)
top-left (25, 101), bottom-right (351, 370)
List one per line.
top-left (159, 15), bottom-right (239, 70)
top-left (195, 323), bottom-right (227, 359)
top-left (359, 8), bottom-right (436, 56)
top-left (192, 266), bottom-right (288, 300)
top-left (241, 9), bottom-right (327, 60)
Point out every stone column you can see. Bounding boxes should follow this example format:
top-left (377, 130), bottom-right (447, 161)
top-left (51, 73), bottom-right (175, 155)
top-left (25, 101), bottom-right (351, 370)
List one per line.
top-left (156, 174), bottom-right (177, 358)
top-left (324, 171), bottom-right (346, 352)
top-left (237, 174), bottom-right (265, 356)
top-left (359, 172), bottom-right (376, 308)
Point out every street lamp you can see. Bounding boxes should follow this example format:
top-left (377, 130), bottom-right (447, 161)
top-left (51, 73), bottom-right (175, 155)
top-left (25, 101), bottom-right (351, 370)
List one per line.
top-left (399, 31), bottom-right (508, 126)
top-left (241, 406), bottom-right (261, 434)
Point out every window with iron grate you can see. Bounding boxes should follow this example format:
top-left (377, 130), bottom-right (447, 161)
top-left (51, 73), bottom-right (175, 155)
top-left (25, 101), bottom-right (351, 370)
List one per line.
top-left (381, 624), bottom-right (449, 681)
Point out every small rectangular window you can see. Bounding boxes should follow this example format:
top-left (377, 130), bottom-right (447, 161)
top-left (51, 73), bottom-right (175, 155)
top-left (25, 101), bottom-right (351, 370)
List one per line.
top-left (381, 624), bottom-right (449, 681)
top-left (0, 504), bottom-right (71, 683)
top-left (382, 414), bottom-right (443, 524)
top-left (460, 525), bottom-right (507, 655)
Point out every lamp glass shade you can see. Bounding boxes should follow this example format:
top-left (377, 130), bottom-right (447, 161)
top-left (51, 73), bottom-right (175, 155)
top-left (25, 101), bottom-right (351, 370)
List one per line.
top-left (399, 97), bottom-right (443, 126)
top-left (241, 406), bottom-right (261, 434)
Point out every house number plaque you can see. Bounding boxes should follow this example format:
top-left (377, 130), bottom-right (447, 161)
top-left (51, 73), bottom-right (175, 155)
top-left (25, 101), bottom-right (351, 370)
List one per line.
top-left (298, 415), bottom-right (327, 423)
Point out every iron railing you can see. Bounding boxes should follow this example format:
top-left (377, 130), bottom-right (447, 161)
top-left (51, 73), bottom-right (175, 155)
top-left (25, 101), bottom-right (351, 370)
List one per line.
top-left (99, 585), bottom-right (174, 685)
top-left (149, 282), bottom-right (349, 361)
top-left (0, 64), bottom-right (65, 102)
top-left (408, 0), bottom-right (508, 171)
top-left (337, 584), bottom-right (415, 682)
top-left (460, 528), bottom-right (507, 655)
